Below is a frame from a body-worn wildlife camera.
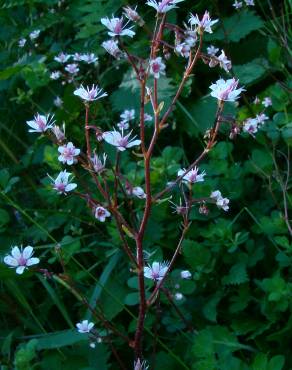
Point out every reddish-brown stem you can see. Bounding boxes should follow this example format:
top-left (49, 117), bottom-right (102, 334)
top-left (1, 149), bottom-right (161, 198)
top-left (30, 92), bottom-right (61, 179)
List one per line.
top-left (140, 81), bottom-right (146, 155)
top-left (85, 104), bottom-right (91, 159)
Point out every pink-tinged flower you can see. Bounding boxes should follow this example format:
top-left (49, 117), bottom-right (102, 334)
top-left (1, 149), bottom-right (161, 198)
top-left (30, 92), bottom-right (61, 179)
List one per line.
top-left (103, 130), bottom-right (141, 151)
top-left (58, 142), bottom-right (80, 165)
top-left (100, 16), bottom-right (135, 38)
top-left (181, 270), bottom-right (192, 279)
top-left (65, 63), bottom-right (79, 74)
top-left (210, 78), bottom-right (245, 102)
top-left (123, 6), bottom-right (144, 25)
top-left (94, 206), bottom-right (111, 222)
top-left (134, 359), bottom-right (149, 370)
top-left (102, 39), bottom-right (123, 59)
top-left (189, 11), bottom-right (218, 34)
top-left (253, 96), bottom-right (260, 104)
top-left (54, 52), bottom-right (71, 63)
top-left (175, 43), bottom-right (191, 58)
top-left (243, 118), bottom-right (258, 135)
top-left (245, 0), bottom-right (255, 6)
top-left (49, 170), bottom-right (77, 194)
top-left (262, 96), bottom-right (272, 107)
top-left (29, 29), bottom-right (40, 40)
top-left (26, 113), bottom-right (55, 133)
top-left (91, 152), bottom-right (107, 173)
top-left (233, 0), bottom-right (243, 9)
top-left (76, 320), bottom-right (94, 334)
top-left (146, 0), bottom-right (184, 13)
top-left (174, 292), bottom-right (184, 300)
top-left (149, 57), bottom-right (166, 79)
top-left (144, 261), bottom-right (170, 281)
top-left (80, 53), bottom-right (98, 64)
top-left (217, 50), bottom-right (232, 72)
top-left (73, 53), bottom-right (83, 61)
top-left (74, 85), bottom-right (107, 102)
top-left (117, 121), bottom-right (130, 130)
top-left (120, 109), bottom-right (135, 122)
top-left (210, 190), bottom-right (229, 211)
top-left (50, 71), bottom-right (61, 80)
top-left (51, 124), bottom-right (66, 142)
top-left (4, 246), bottom-right (39, 275)
top-left (54, 96), bottom-right (63, 107)
top-left (19, 38), bottom-right (26, 47)
top-left (207, 45), bottom-right (219, 56)
top-left (256, 113), bottom-right (269, 125)
top-left (177, 167), bottom-right (206, 184)
top-left (132, 186), bottom-right (146, 199)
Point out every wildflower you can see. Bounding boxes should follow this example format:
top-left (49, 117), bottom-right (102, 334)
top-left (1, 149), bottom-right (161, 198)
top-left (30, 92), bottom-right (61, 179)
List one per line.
top-left (209, 78), bottom-right (245, 102)
top-left (94, 206), bottom-right (111, 222)
top-left (217, 50), bottom-right (232, 72)
top-left (144, 261), bottom-right (170, 281)
top-left (210, 190), bottom-right (230, 211)
top-left (4, 246), bottom-right (39, 275)
top-left (199, 203), bottom-right (209, 215)
top-left (76, 320), bottom-right (94, 334)
top-left (26, 113), bottom-right (55, 133)
top-left (174, 292), bottom-right (184, 301)
top-left (80, 53), bottom-right (98, 64)
top-left (256, 113), bottom-right (269, 125)
top-left (262, 96), bottom-right (272, 107)
top-left (58, 142), bottom-right (80, 165)
top-left (123, 6), bottom-right (144, 26)
top-left (49, 170), bottom-right (77, 194)
top-left (29, 29), bottom-right (40, 40)
top-left (89, 343), bottom-right (96, 348)
top-left (103, 130), bottom-right (141, 151)
top-left (144, 113), bottom-right (152, 122)
top-left (91, 152), bottom-right (107, 173)
top-left (100, 16), bottom-right (135, 38)
top-left (149, 57), bottom-right (166, 79)
top-left (146, 0), bottom-right (184, 13)
top-left (54, 52), bottom-right (71, 63)
top-left (207, 45), bottom-right (219, 56)
top-left (18, 38), bottom-right (26, 47)
top-left (175, 43), bottom-right (191, 58)
top-left (181, 270), bottom-right (192, 279)
top-left (253, 96), bottom-right (260, 104)
top-left (134, 359), bottom-right (149, 370)
top-left (65, 63), bottom-right (79, 74)
top-left (177, 167), bottom-right (206, 184)
top-left (117, 121), bottom-right (130, 130)
top-left (243, 118), bottom-right (258, 135)
top-left (73, 53), bottom-right (83, 61)
top-left (245, 0), bottom-right (255, 5)
top-left (54, 96), bottom-right (63, 107)
top-left (51, 124), bottom-right (66, 141)
top-left (189, 11), bottom-right (218, 34)
top-left (233, 0), bottom-right (243, 9)
top-left (132, 186), bottom-right (146, 199)
top-left (102, 39), bottom-right (123, 59)
top-left (74, 85), bottom-right (107, 102)
top-left (50, 71), bottom-right (61, 80)
top-left (120, 109), bottom-right (135, 122)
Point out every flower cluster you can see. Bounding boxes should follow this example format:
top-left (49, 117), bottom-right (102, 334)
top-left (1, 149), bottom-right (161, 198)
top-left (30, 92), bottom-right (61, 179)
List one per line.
top-left (210, 190), bottom-right (230, 211)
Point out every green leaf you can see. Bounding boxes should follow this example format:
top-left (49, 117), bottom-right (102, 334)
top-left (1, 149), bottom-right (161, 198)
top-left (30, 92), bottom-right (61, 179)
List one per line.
top-left (233, 58), bottom-right (267, 85)
top-left (35, 330), bottom-right (87, 350)
top-left (222, 262), bottom-right (249, 285)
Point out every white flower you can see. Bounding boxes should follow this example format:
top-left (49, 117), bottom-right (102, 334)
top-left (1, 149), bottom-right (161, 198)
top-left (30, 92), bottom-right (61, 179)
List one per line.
top-left (243, 118), bottom-right (258, 134)
top-left (102, 39), bottom-right (123, 59)
top-left (146, 0), bottom-right (184, 13)
top-left (132, 186), bottom-right (146, 199)
top-left (245, 0), bottom-right (255, 5)
top-left (49, 170), bottom-right (77, 194)
top-left (101, 16), bottom-right (135, 38)
top-left (29, 29), bottom-right (40, 40)
top-left (144, 113), bottom-right (153, 122)
top-left (91, 152), bottom-right (107, 173)
top-left (73, 53), bottom-right (83, 61)
top-left (217, 50), bottom-right (232, 72)
top-left (181, 270), bottom-right (192, 279)
top-left (94, 206), bottom-right (111, 222)
top-left (54, 96), bottom-right (63, 107)
top-left (144, 261), bottom-right (170, 281)
top-left (207, 45), bottom-right (219, 56)
top-left (189, 11), bottom-right (218, 34)
top-left (26, 113), bottom-right (55, 133)
top-left (120, 109), bottom-right (135, 122)
top-left (58, 142), bottom-right (80, 165)
top-left (123, 6), bottom-right (143, 25)
top-left (149, 57), bottom-right (166, 79)
top-left (134, 359), bottom-right (149, 370)
top-left (209, 78), bottom-right (245, 102)
top-left (174, 292), bottom-right (184, 301)
top-left (210, 190), bottom-right (230, 211)
top-left (177, 167), bottom-right (206, 184)
top-left (256, 113), bottom-right (269, 125)
top-left (50, 71), bottom-right (61, 80)
top-left (65, 63), bottom-right (79, 74)
top-left (76, 320), bottom-right (94, 334)
top-left (54, 52), bottom-right (71, 63)
top-left (4, 246), bottom-right (40, 275)
top-left (117, 121), bottom-right (130, 130)
top-left (233, 0), bottom-right (243, 9)
top-left (103, 130), bottom-right (141, 151)
top-left (51, 124), bottom-right (66, 141)
top-left (18, 38), bottom-right (26, 47)
top-left (262, 96), bottom-right (272, 107)
top-left (80, 53), bottom-right (98, 64)
top-left (73, 85), bottom-right (107, 102)
top-left (175, 43), bottom-right (191, 58)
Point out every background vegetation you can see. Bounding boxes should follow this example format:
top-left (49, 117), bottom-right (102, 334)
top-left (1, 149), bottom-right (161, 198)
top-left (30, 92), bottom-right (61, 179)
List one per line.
top-left (0, 0), bottom-right (291, 369)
